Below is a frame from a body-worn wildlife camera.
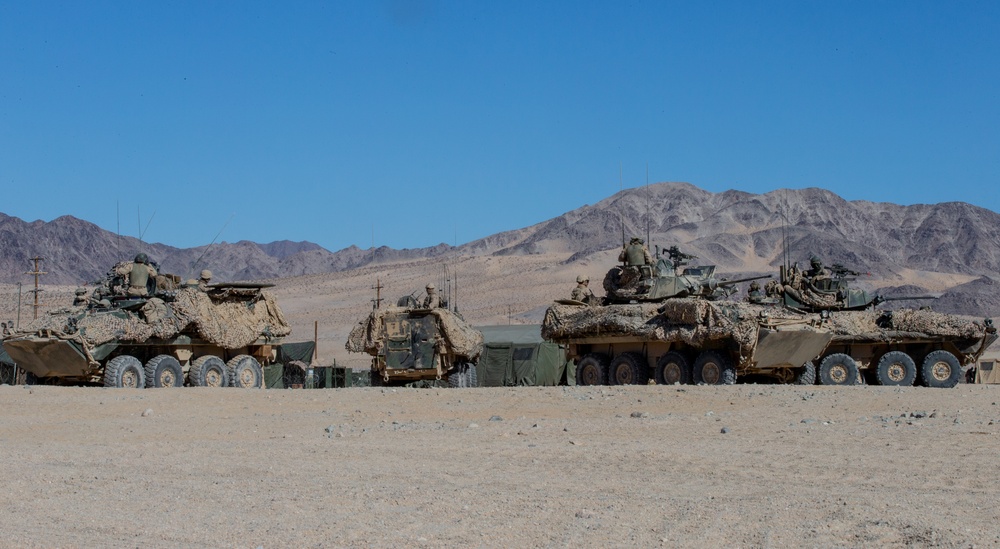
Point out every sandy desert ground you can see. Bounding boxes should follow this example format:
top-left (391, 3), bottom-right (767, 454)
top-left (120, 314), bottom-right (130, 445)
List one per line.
top-left (1, 383), bottom-right (1000, 548)
top-left (3, 255), bottom-right (1000, 547)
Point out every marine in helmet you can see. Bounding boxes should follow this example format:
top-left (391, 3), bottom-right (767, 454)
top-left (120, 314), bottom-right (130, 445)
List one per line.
top-left (422, 283), bottom-right (441, 309)
top-left (72, 287), bottom-right (89, 306)
top-left (570, 274), bottom-right (597, 305)
top-left (1, 322), bottom-right (9, 337)
top-left (805, 255), bottom-right (831, 282)
top-left (198, 269), bottom-right (213, 292)
top-left (127, 253), bottom-right (158, 297)
top-left (619, 237), bottom-right (653, 267)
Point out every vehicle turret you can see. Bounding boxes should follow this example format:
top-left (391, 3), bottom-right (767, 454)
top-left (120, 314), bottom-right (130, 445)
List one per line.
top-left (603, 244), bottom-right (771, 303)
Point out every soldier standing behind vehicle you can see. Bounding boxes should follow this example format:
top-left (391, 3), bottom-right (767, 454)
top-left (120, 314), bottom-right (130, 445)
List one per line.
top-left (423, 283), bottom-right (441, 308)
top-left (127, 253), bottom-right (157, 297)
top-left (619, 237), bottom-right (653, 266)
top-left (570, 275), bottom-right (597, 305)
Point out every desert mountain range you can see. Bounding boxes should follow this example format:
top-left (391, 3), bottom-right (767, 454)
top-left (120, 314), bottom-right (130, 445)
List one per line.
top-left (2, 182), bottom-right (998, 368)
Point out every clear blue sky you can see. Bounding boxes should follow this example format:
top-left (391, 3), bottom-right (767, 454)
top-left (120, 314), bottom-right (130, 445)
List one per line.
top-left (2, 1), bottom-right (998, 251)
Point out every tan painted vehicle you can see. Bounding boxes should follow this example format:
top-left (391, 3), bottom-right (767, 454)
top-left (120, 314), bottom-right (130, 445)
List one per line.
top-left (545, 248), bottom-right (997, 387)
top-left (817, 308), bottom-right (996, 387)
top-left (346, 290), bottom-right (483, 387)
top-left (3, 260), bottom-right (291, 388)
top-left (543, 299), bottom-right (833, 385)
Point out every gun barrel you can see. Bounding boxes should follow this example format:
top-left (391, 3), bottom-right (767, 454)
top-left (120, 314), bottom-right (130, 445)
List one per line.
top-left (718, 274), bottom-right (773, 287)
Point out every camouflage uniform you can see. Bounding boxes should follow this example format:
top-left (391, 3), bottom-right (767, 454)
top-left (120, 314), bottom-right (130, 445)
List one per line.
top-left (128, 253), bottom-right (157, 297)
top-left (73, 288), bottom-right (89, 306)
top-left (198, 270), bottom-right (213, 292)
top-left (423, 284), bottom-right (441, 309)
top-left (570, 275), bottom-right (596, 305)
top-left (619, 237), bottom-right (653, 266)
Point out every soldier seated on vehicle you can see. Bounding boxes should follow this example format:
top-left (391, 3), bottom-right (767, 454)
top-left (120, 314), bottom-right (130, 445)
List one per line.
top-left (423, 283), bottom-right (441, 308)
top-left (570, 274), bottom-right (597, 305)
top-left (805, 256), bottom-right (831, 282)
top-left (747, 280), bottom-right (764, 303)
top-left (619, 237), bottom-right (653, 267)
top-left (198, 270), bottom-right (212, 291)
top-left (128, 253), bottom-right (158, 297)
top-left (1, 322), bottom-right (8, 336)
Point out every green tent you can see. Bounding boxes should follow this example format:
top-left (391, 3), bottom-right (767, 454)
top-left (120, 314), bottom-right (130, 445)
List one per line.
top-left (475, 325), bottom-right (573, 387)
top-left (0, 342), bottom-right (17, 385)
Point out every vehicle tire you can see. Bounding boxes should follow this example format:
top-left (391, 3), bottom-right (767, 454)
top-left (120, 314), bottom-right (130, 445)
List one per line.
top-left (874, 351), bottom-right (916, 386)
top-left (448, 363), bottom-right (478, 388)
top-left (920, 350), bottom-right (962, 388)
top-left (227, 355), bottom-right (263, 388)
top-left (794, 361), bottom-right (817, 385)
top-left (145, 355), bottom-right (183, 388)
top-left (576, 353), bottom-right (610, 386)
top-left (818, 353), bottom-right (858, 386)
top-left (103, 355), bottom-right (145, 388)
top-left (189, 355), bottom-right (228, 387)
top-left (692, 350), bottom-right (736, 385)
top-left (655, 351), bottom-right (691, 385)
top-left (609, 352), bottom-right (648, 385)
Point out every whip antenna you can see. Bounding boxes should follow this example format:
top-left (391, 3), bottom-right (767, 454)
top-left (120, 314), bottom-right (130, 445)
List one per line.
top-left (191, 213), bottom-right (235, 275)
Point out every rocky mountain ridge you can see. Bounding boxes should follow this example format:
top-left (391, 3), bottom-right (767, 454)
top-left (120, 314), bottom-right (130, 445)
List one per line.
top-left (2, 183), bottom-right (998, 316)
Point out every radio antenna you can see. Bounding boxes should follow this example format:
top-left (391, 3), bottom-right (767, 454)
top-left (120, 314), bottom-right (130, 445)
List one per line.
top-left (619, 162), bottom-right (625, 249)
top-left (191, 213), bottom-right (235, 275)
top-left (645, 163), bottom-right (650, 246)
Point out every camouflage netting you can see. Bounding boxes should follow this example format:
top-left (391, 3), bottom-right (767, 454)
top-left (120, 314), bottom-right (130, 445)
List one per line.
top-left (542, 300), bottom-right (811, 360)
top-left (16, 287), bottom-right (290, 350)
top-left (542, 300), bottom-right (994, 363)
top-left (827, 308), bottom-right (989, 341)
top-left (345, 306), bottom-right (484, 361)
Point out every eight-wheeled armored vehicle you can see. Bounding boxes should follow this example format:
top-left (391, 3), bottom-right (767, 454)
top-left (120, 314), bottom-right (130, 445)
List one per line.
top-left (3, 260), bottom-right (291, 388)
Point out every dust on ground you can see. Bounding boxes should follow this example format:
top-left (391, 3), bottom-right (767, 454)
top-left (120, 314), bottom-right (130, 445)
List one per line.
top-left (1, 383), bottom-right (999, 548)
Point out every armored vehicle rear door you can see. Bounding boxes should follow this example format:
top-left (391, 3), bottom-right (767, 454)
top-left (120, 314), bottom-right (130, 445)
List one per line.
top-left (384, 312), bottom-right (437, 371)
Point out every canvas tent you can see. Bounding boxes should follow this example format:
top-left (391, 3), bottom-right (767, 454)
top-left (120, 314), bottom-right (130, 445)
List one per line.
top-left (476, 325), bottom-right (573, 387)
top-left (973, 349), bottom-right (1000, 384)
top-left (0, 342), bottom-right (17, 385)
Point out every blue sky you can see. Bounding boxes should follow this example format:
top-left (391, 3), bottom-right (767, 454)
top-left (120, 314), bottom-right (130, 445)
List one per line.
top-left (2, 1), bottom-right (998, 251)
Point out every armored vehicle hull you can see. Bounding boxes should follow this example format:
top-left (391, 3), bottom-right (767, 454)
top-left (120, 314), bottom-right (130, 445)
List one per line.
top-left (3, 273), bottom-right (291, 388)
top-left (815, 309), bottom-right (997, 388)
top-left (542, 300), bottom-right (996, 388)
top-left (346, 306), bottom-right (483, 387)
top-left (543, 300), bottom-right (834, 385)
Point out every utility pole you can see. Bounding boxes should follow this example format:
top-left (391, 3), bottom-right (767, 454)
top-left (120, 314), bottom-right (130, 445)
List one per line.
top-left (25, 257), bottom-right (46, 320)
top-left (371, 278), bottom-right (384, 310)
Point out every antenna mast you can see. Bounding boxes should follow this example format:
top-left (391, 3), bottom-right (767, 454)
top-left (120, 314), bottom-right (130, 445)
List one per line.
top-left (25, 256), bottom-right (46, 320)
top-left (371, 278), bottom-right (383, 310)
top-left (619, 162), bottom-right (625, 249)
top-left (645, 163), bottom-right (650, 246)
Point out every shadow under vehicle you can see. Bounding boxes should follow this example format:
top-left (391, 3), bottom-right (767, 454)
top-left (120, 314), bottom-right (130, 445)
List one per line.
top-left (3, 261), bottom-right (291, 388)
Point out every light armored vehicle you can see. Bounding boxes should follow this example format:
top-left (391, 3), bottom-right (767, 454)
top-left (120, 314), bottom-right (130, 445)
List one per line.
top-left (545, 247), bottom-right (997, 388)
top-left (346, 289), bottom-right (483, 387)
top-left (3, 260), bottom-right (291, 388)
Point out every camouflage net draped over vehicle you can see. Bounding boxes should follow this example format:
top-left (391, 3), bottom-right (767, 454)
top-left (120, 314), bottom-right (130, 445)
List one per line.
top-left (826, 308), bottom-right (988, 341)
top-left (542, 300), bottom-right (803, 359)
top-left (20, 287), bottom-right (290, 349)
top-left (345, 306), bottom-right (484, 361)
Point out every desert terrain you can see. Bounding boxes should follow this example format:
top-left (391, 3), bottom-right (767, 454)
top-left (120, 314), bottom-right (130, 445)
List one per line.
top-left (1, 382), bottom-right (1000, 547)
top-left (3, 251), bottom-right (1000, 547)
